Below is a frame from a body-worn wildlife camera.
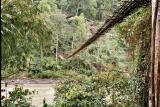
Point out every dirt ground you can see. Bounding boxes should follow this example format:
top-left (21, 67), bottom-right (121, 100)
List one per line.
top-left (1, 79), bottom-right (61, 107)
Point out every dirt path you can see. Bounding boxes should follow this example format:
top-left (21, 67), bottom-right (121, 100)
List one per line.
top-left (1, 78), bottom-right (61, 84)
top-left (1, 79), bottom-right (62, 107)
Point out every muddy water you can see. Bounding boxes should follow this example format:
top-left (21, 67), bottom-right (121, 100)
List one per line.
top-left (1, 79), bottom-right (60, 107)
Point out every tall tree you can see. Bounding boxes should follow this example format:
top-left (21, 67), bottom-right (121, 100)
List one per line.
top-left (150, 0), bottom-right (159, 107)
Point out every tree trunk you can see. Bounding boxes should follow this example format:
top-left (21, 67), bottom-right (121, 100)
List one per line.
top-left (40, 44), bottom-right (44, 60)
top-left (56, 34), bottom-right (59, 62)
top-left (76, 1), bottom-right (80, 16)
top-left (149, 1), bottom-right (159, 107)
top-left (71, 36), bottom-right (74, 49)
top-left (96, 42), bottom-right (99, 62)
top-left (154, 6), bottom-right (160, 107)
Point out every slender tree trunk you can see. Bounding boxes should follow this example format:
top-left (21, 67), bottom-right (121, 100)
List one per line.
top-left (112, 0), bottom-right (115, 13)
top-left (154, 6), bottom-right (160, 107)
top-left (76, 1), bottom-right (80, 16)
top-left (96, 43), bottom-right (99, 62)
top-left (40, 44), bottom-right (44, 59)
top-left (71, 36), bottom-right (74, 49)
top-left (150, 0), bottom-right (156, 106)
top-left (56, 34), bottom-right (59, 62)
top-left (66, 2), bottom-right (70, 10)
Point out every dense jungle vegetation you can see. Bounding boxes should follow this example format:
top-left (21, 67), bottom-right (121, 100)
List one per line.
top-left (1, 0), bottom-right (151, 107)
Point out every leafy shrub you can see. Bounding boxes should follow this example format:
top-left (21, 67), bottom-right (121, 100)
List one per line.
top-left (55, 74), bottom-right (107, 107)
top-left (1, 86), bottom-right (34, 107)
top-left (41, 57), bottom-right (61, 71)
top-left (61, 57), bottom-right (96, 76)
top-left (55, 70), bottom-right (142, 107)
top-left (28, 69), bottom-right (80, 79)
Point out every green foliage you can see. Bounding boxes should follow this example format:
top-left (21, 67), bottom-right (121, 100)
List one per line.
top-left (53, 5), bottom-right (151, 107)
top-left (55, 71), bottom-right (141, 107)
top-left (1, 0), bottom-right (151, 106)
top-left (28, 70), bottom-right (69, 79)
top-left (38, 0), bottom-right (57, 12)
top-left (56, 0), bottom-right (114, 20)
top-left (116, 6), bottom-right (151, 106)
top-left (41, 57), bottom-right (61, 70)
top-left (75, 13), bottom-right (87, 38)
top-left (1, 0), bottom-right (51, 73)
top-left (62, 57), bottom-right (96, 76)
top-left (1, 0), bottom-right (119, 78)
top-left (55, 74), bottom-right (107, 107)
